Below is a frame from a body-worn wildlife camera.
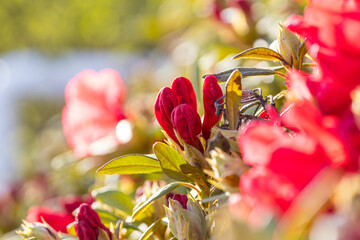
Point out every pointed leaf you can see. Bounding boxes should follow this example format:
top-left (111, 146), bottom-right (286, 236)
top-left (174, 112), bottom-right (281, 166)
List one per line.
top-left (132, 182), bottom-right (184, 220)
top-left (232, 47), bottom-right (288, 65)
top-left (97, 154), bottom-right (162, 175)
top-left (153, 142), bottom-right (192, 182)
top-left (225, 70), bottom-right (242, 130)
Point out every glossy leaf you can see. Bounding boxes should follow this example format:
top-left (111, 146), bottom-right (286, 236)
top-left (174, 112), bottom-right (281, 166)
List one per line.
top-left (92, 187), bottom-right (134, 216)
top-left (132, 182), bottom-right (184, 220)
top-left (138, 219), bottom-right (162, 240)
top-left (225, 70), bottom-right (243, 130)
top-left (153, 142), bottom-right (192, 182)
top-left (232, 47), bottom-right (288, 65)
top-left (97, 154), bottom-right (162, 175)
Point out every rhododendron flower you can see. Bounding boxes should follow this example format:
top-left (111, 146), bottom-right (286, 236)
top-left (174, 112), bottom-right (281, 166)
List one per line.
top-left (202, 75), bottom-right (224, 140)
top-left (74, 204), bottom-right (112, 240)
top-left (238, 100), bottom-right (358, 215)
top-left (26, 195), bottom-right (93, 233)
top-left (62, 69), bottom-right (127, 158)
top-left (286, 0), bottom-right (360, 115)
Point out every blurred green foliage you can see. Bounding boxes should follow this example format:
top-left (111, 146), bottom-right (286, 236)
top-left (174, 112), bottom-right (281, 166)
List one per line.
top-left (0, 0), bottom-right (201, 53)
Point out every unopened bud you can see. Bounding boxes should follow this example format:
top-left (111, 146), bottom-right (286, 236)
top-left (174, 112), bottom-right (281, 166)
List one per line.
top-left (154, 87), bottom-right (180, 145)
top-left (171, 77), bottom-right (197, 112)
top-left (17, 221), bottom-right (61, 240)
top-left (278, 24), bottom-right (301, 68)
top-left (165, 194), bottom-right (207, 240)
top-left (75, 204), bottom-right (112, 240)
top-left (171, 104), bottom-right (203, 152)
top-left (202, 75), bottom-right (224, 139)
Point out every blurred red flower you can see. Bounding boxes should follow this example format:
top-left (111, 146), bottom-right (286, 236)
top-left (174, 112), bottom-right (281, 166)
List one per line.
top-left (26, 195), bottom-right (93, 233)
top-left (238, 100), bottom-right (358, 215)
top-left (286, 0), bottom-right (360, 115)
top-left (62, 69), bottom-right (127, 158)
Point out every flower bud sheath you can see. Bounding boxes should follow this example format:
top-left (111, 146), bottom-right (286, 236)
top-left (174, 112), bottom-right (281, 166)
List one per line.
top-left (202, 75), bottom-right (224, 140)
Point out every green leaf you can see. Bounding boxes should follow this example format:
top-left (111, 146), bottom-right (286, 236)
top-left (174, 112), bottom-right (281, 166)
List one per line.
top-left (153, 142), bottom-right (192, 182)
top-left (92, 187), bottom-right (134, 216)
top-left (203, 67), bottom-right (278, 83)
top-left (132, 182), bottom-right (184, 220)
top-left (232, 47), bottom-right (288, 65)
top-left (138, 219), bottom-right (162, 240)
top-left (97, 154), bottom-right (162, 175)
top-left (225, 70), bottom-right (242, 130)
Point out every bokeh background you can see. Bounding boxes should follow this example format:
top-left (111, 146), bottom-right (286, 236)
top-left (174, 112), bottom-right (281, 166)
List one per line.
top-left (0, 0), bottom-right (306, 237)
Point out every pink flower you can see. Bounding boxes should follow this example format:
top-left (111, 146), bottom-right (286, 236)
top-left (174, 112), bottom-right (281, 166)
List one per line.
top-left (62, 69), bottom-right (127, 158)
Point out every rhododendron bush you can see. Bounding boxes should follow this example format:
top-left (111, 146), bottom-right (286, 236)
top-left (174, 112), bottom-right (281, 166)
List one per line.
top-left (13, 0), bottom-right (360, 240)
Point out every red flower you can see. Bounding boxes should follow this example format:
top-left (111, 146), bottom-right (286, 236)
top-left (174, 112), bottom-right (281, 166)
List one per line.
top-left (286, 0), bottom-right (360, 115)
top-left (62, 69), bottom-right (127, 158)
top-left (74, 204), bottom-right (112, 240)
top-left (171, 104), bottom-right (203, 152)
top-left (238, 100), bottom-right (356, 215)
top-left (202, 75), bottom-right (223, 140)
top-left (27, 207), bottom-right (74, 233)
top-left (26, 195), bottom-right (93, 233)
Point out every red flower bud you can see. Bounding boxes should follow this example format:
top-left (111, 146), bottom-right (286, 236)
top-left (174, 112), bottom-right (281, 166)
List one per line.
top-left (74, 204), bottom-right (112, 240)
top-left (74, 221), bottom-right (97, 240)
top-left (154, 87), bottom-right (180, 145)
top-left (171, 104), bottom-right (203, 152)
top-left (171, 194), bottom-right (188, 209)
top-left (171, 77), bottom-right (197, 112)
top-left (202, 75), bottom-right (223, 139)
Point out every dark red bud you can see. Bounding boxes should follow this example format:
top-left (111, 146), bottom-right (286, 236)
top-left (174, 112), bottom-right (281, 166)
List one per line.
top-left (154, 87), bottom-right (180, 145)
top-left (202, 75), bottom-right (223, 140)
top-left (74, 221), bottom-right (97, 240)
top-left (171, 194), bottom-right (188, 209)
top-left (171, 77), bottom-right (197, 112)
top-left (171, 104), bottom-right (203, 152)
top-left (75, 204), bottom-right (112, 240)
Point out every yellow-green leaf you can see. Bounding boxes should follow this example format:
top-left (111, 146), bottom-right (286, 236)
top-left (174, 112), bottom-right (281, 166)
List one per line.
top-left (97, 154), bottom-right (162, 175)
top-left (153, 142), bottom-right (192, 182)
top-left (232, 47), bottom-right (288, 65)
top-left (225, 70), bottom-right (242, 130)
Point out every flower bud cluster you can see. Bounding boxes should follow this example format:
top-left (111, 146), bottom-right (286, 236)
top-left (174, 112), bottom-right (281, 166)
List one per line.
top-left (155, 76), bottom-right (223, 152)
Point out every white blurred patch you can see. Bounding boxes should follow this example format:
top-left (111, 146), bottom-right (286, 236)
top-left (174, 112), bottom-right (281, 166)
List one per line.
top-left (116, 119), bottom-right (133, 144)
